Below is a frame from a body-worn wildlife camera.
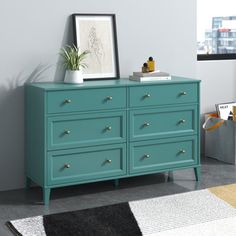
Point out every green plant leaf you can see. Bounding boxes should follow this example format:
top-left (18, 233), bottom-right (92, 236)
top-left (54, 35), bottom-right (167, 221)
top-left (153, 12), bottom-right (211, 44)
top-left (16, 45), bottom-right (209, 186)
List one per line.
top-left (59, 45), bottom-right (90, 71)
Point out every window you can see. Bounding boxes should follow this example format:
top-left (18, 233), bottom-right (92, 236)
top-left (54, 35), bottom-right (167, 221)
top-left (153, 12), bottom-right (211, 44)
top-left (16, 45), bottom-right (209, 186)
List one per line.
top-left (197, 0), bottom-right (236, 60)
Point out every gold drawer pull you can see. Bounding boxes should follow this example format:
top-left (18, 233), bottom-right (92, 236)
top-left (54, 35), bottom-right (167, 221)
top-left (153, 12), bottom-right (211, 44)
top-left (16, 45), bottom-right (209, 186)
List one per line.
top-left (179, 119), bottom-right (186, 124)
top-left (106, 96), bottom-right (113, 101)
top-left (144, 93), bottom-right (151, 98)
top-left (179, 149), bottom-right (186, 154)
top-left (64, 130), bottom-right (71, 135)
top-left (144, 154), bottom-right (150, 159)
top-left (65, 99), bottom-right (72, 104)
top-left (106, 159), bottom-right (112, 163)
top-left (106, 126), bottom-right (112, 131)
top-left (180, 91), bottom-right (187, 96)
top-left (64, 164), bottom-right (70, 168)
top-left (143, 122), bottom-right (150, 127)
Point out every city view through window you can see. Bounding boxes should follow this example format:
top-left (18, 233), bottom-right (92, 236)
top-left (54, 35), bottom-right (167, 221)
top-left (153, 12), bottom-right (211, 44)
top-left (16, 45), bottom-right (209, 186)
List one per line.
top-left (197, 0), bottom-right (236, 55)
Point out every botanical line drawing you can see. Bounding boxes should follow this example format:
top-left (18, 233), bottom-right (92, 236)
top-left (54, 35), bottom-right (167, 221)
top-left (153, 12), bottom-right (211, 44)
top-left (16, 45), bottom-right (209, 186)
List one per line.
top-left (88, 26), bottom-right (105, 69)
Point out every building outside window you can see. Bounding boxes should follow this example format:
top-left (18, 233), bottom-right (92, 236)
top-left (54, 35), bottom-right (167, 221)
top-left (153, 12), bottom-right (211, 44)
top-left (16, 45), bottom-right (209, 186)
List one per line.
top-left (197, 0), bottom-right (236, 60)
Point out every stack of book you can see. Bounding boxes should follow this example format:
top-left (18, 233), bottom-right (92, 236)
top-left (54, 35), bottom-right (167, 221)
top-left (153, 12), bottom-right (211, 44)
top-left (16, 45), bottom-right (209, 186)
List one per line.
top-left (129, 70), bottom-right (171, 82)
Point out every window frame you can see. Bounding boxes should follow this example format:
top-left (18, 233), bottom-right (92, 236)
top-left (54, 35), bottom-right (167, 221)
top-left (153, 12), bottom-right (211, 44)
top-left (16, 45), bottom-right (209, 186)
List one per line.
top-left (197, 12), bottom-right (236, 61)
top-left (197, 53), bottom-right (236, 61)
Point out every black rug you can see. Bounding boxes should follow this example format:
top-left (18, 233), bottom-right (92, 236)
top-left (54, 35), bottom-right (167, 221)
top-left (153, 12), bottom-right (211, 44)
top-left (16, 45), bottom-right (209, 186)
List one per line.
top-left (6, 202), bottom-right (142, 236)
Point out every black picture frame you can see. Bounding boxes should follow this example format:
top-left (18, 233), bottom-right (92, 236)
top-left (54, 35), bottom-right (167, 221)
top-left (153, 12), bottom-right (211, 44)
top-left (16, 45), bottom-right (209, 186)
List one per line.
top-left (72, 14), bottom-right (120, 81)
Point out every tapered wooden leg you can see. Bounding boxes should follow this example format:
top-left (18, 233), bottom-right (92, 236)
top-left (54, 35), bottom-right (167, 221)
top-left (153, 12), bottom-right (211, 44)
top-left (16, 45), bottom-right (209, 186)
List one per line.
top-left (25, 177), bottom-right (31, 189)
top-left (114, 179), bottom-right (119, 187)
top-left (194, 167), bottom-right (201, 181)
top-left (43, 188), bottom-right (51, 205)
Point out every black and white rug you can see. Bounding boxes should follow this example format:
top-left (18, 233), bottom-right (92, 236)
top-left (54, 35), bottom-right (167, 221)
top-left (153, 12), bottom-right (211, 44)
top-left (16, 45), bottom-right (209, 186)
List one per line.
top-left (6, 187), bottom-right (236, 236)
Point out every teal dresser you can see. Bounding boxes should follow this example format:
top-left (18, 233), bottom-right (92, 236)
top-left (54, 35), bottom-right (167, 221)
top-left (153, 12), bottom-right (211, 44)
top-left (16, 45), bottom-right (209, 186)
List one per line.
top-left (25, 77), bottom-right (201, 204)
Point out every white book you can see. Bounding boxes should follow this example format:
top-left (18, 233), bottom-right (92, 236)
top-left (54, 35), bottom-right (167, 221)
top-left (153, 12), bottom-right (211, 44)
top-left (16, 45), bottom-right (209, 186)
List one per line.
top-left (129, 75), bottom-right (171, 82)
top-left (215, 102), bottom-right (236, 120)
top-left (133, 70), bottom-right (162, 77)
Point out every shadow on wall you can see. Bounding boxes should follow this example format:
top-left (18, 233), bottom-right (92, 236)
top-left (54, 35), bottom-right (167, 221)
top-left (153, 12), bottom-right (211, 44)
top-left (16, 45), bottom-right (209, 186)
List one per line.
top-left (0, 64), bottom-right (52, 191)
top-left (0, 15), bottom-right (73, 191)
top-left (54, 15), bottom-right (74, 82)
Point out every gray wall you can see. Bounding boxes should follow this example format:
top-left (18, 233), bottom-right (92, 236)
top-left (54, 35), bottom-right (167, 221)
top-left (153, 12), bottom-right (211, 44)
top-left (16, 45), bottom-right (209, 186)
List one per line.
top-left (198, 61), bottom-right (236, 114)
top-left (0, 0), bottom-right (197, 191)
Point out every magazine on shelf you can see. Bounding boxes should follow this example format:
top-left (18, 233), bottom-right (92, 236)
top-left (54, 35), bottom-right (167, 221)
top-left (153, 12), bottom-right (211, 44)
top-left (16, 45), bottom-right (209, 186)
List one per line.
top-left (215, 102), bottom-right (236, 120)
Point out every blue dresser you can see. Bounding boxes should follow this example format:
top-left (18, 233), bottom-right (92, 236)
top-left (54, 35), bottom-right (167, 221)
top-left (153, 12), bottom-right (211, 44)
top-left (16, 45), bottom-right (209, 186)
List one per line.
top-left (25, 77), bottom-right (201, 204)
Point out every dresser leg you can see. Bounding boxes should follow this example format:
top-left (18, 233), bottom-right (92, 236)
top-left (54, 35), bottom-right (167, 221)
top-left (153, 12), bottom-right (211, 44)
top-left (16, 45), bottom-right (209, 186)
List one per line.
top-left (167, 171), bottom-right (174, 181)
top-left (114, 179), bottom-right (119, 187)
top-left (43, 188), bottom-right (51, 205)
top-left (194, 167), bottom-right (201, 181)
top-left (25, 177), bottom-right (31, 189)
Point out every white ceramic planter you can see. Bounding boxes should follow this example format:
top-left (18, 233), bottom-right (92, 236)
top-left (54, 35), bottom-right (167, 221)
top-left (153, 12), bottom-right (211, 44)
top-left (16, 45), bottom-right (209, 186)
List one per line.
top-left (64, 70), bottom-right (83, 84)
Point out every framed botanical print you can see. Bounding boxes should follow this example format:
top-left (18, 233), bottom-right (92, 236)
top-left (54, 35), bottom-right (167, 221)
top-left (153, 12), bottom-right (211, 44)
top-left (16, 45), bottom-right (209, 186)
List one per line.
top-left (72, 14), bottom-right (120, 80)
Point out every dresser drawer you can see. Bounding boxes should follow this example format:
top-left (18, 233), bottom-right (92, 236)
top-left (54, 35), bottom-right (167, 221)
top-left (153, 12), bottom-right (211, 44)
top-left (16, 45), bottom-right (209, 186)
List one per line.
top-left (47, 87), bottom-right (126, 114)
top-left (47, 144), bottom-right (126, 185)
top-left (130, 105), bottom-right (197, 141)
top-left (47, 111), bottom-right (126, 150)
top-left (130, 136), bottom-right (197, 174)
top-left (129, 83), bottom-right (197, 107)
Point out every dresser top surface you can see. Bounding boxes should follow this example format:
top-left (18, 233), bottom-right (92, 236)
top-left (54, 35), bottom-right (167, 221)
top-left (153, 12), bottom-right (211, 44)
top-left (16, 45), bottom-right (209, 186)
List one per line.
top-left (27, 76), bottom-right (200, 91)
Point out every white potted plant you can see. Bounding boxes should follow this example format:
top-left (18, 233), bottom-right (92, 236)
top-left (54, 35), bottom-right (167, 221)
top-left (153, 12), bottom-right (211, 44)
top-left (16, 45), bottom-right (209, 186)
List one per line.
top-left (60, 45), bottom-right (90, 84)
